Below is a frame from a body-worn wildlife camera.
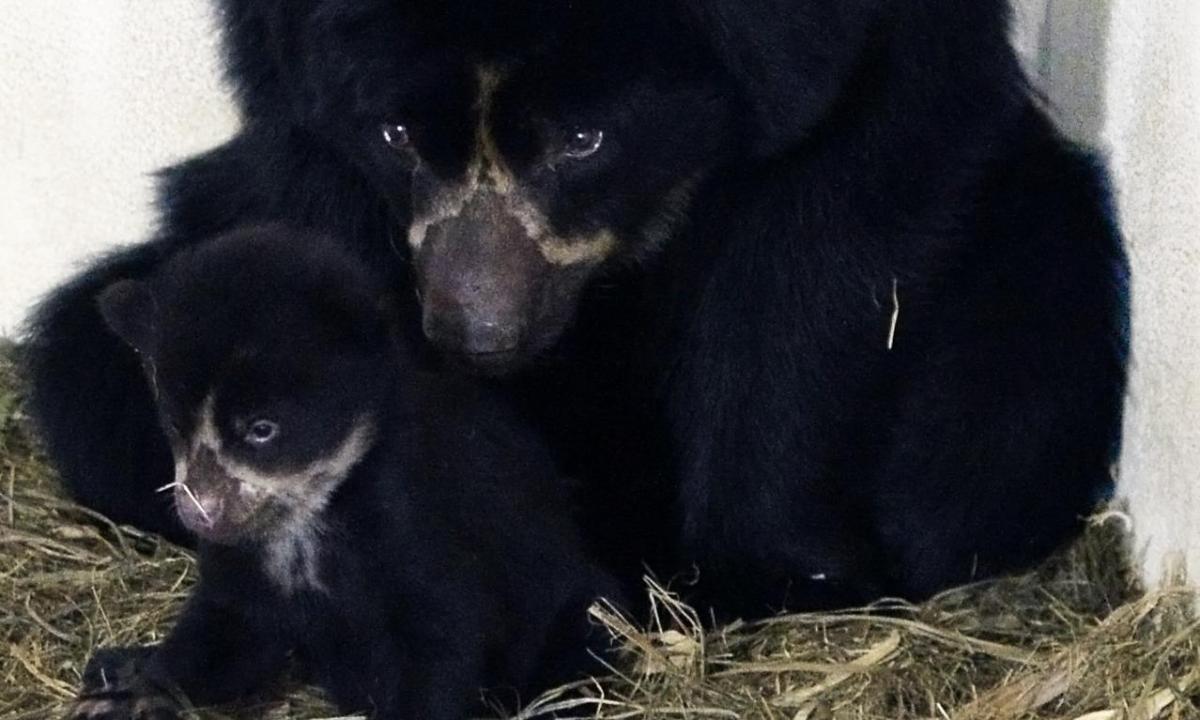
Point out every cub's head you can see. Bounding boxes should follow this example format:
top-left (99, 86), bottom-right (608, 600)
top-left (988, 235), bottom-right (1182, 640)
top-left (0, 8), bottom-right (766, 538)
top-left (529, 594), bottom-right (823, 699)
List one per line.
top-left (98, 228), bottom-right (394, 545)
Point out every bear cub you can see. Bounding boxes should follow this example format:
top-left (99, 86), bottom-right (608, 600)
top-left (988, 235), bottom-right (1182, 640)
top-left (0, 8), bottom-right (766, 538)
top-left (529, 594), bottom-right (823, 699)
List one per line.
top-left (66, 225), bottom-right (620, 720)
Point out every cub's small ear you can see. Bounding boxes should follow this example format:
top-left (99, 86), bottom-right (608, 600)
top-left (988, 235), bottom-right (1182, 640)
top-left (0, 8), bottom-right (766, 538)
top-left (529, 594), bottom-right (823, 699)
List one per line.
top-left (97, 280), bottom-right (157, 354)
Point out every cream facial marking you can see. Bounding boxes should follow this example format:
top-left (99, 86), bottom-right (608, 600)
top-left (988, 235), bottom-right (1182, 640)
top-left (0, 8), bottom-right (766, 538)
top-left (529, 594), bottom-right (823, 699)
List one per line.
top-left (263, 517), bottom-right (325, 595)
top-left (190, 397), bottom-right (375, 503)
top-left (257, 417), bottom-right (376, 595)
top-left (181, 395), bottom-right (377, 593)
top-left (407, 66), bottom-right (511, 253)
top-left (157, 480), bottom-right (212, 526)
top-left (537, 231), bottom-right (618, 266)
top-left (406, 185), bottom-right (474, 252)
top-left (473, 65), bottom-right (514, 193)
top-left (636, 176), bottom-right (702, 258)
top-left (406, 66), bottom-right (619, 268)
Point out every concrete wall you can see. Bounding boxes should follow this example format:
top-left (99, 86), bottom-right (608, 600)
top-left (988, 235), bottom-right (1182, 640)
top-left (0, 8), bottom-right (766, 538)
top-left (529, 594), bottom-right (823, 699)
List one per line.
top-left (0, 1), bottom-right (239, 336)
top-left (1105, 0), bottom-right (1200, 588)
top-left (1007, 0), bottom-right (1200, 590)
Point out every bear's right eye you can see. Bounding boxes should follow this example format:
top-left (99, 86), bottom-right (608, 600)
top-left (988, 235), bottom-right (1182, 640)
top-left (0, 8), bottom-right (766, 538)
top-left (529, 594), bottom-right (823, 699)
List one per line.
top-left (562, 128), bottom-right (604, 159)
top-left (381, 123), bottom-right (411, 150)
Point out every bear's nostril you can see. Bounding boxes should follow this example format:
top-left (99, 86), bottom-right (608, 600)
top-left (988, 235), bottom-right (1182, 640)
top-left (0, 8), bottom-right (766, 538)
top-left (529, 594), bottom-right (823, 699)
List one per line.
top-left (421, 312), bottom-right (440, 343)
top-left (421, 298), bottom-right (523, 357)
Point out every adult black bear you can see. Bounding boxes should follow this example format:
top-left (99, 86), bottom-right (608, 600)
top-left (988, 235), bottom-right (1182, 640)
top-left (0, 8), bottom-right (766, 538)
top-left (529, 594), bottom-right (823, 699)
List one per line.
top-left (25, 1), bottom-right (1128, 618)
top-left (66, 226), bottom-right (618, 720)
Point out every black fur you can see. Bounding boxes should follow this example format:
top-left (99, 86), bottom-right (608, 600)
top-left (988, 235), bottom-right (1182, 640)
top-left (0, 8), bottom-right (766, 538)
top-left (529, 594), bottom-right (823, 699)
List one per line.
top-left (25, 0), bottom-right (1128, 618)
top-left (66, 228), bottom-right (619, 719)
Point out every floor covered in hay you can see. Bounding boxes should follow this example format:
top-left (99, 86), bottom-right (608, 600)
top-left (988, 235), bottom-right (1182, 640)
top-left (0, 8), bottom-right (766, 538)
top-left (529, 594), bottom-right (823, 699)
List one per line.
top-left (1, 349), bottom-right (1197, 720)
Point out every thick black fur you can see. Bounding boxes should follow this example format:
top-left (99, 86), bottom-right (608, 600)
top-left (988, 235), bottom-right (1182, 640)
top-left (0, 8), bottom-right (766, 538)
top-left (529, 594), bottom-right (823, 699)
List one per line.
top-left (25, 0), bottom-right (1129, 618)
top-left (66, 228), bottom-right (619, 719)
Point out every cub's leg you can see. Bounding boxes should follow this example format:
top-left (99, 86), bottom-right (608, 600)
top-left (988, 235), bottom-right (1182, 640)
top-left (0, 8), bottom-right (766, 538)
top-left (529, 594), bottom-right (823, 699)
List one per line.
top-left (65, 593), bottom-right (291, 719)
top-left (65, 647), bottom-right (180, 720)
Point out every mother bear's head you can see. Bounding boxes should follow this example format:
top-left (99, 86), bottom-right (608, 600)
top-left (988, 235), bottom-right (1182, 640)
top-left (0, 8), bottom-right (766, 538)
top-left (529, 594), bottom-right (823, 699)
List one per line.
top-left (214, 0), bottom-right (1007, 372)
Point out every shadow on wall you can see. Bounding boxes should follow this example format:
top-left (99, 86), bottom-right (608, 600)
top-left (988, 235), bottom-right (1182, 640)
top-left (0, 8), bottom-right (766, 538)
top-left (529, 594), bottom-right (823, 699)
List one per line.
top-left (1029, 0), bottom-right (1114, 145)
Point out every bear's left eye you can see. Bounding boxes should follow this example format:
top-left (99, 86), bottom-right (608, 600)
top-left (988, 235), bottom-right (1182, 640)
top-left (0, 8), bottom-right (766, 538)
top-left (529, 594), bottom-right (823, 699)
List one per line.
top-left (562, 128), bottom-right (604, 159)
top-left (381, 123), bottom-right (411, 150)
top-left (245, 419), bottom-right (280, 446)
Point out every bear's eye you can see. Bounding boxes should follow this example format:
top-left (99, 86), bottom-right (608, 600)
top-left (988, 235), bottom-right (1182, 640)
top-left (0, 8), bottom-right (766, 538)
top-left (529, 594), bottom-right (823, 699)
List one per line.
top-left (380, 123), bottom-right (411, 150)
top-left (245, 419), bottom-right (280, 446)
top-left (563, 128), bottom-right (604, 159)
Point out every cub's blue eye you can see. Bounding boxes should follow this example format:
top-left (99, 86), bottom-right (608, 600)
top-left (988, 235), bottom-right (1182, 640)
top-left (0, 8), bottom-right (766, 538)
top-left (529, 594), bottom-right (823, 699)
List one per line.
top-left (563, 128), bottom-right (604, 159)
top-left (381, 123), bottom-right (411, 150)
top-left (245, 420), bottom-right (280, 446)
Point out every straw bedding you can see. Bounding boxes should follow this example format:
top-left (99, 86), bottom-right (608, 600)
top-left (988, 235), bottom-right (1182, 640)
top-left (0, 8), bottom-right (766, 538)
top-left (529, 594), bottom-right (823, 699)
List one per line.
top-left (1, 349), bottom-right (1196, 720)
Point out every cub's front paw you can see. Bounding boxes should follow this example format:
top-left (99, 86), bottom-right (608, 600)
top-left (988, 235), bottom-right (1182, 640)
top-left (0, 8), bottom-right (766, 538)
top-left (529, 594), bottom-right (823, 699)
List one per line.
top-left (64, 647), bottom-right (184, 720)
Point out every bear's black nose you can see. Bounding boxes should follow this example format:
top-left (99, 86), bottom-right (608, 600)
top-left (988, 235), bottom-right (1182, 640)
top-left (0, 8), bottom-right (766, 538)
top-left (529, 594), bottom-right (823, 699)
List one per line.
top-left (422, 305), bottom-right (524, 358)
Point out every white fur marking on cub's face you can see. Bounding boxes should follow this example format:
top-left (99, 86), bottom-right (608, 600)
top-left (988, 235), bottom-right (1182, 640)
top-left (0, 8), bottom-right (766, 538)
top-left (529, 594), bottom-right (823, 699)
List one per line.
top-left (173, 457), bottom-right (188, 489)
top-left (264, 518), bottom-right (326, 596)
top-left (181, 396), bottom-right (377, 593)
top-left (190, 396), bottom-right (376, 500)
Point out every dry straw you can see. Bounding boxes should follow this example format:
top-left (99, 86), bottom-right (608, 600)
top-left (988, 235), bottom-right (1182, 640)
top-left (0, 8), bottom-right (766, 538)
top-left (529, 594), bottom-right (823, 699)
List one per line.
top-left (1, 350), bottom-right (1196, 720)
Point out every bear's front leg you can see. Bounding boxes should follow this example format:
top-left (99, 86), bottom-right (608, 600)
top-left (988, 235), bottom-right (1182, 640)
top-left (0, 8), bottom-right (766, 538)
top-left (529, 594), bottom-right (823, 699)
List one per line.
top-left (64, 647), bottom-right (183, 720)
top-left (367, 628), bottom-right (487, 720)
top-left (375, 659), bottom-right (484, 720)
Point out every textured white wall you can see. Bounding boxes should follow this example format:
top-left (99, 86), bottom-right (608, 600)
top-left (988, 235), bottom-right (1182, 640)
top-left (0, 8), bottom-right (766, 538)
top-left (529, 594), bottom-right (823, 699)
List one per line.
top-left (0, 1), bottom-right (239, 336)
top-left (1105, 0), bottom-right (1200, 588)
top-left (1017, 0), bottom-right (1200, 589)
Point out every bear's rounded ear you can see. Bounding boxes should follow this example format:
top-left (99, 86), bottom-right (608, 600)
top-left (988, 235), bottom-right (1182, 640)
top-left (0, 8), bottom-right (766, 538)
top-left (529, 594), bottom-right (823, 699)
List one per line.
top-left (688, 0), bottom-right (886, 157)
top-left (214, 0), bottom-right (303, 120)
top-left (97, 280), bottom-right (157, 355)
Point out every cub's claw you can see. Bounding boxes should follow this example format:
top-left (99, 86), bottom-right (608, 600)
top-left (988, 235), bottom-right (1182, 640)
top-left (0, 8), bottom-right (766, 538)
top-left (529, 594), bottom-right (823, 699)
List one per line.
top-left (65, 696), bottom-right (179, 720)
top-left (64, 647), bottom-right (183, 720)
